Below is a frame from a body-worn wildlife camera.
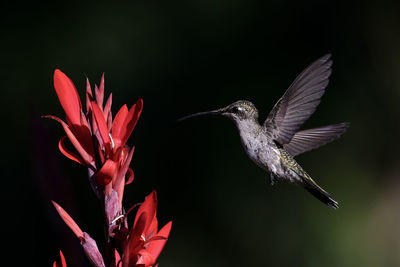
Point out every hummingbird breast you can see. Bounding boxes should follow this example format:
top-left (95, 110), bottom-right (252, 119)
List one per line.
top-left (237, 122), bottom-right (284, 178)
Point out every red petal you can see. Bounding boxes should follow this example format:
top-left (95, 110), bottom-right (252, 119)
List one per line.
top-left (144, 235), bottom-right (167, 244)
top-left (93, 130), bottom-right (105, 164)
top-left (91, 102), bottom-right (111, 147)
top-left (58, 136), bottom-right (85, 165)
top-left (125, 168), bottom-right (134, 185)
top-left (97, 73), bottom-right (105, 106)
top-left (114, 147), bottom-right (135, 196)
top-left (122, 146), bottom-right (134, 170)
top-left (44, 115), bottom-right (94, 166)
top-left (115, 249), bottom-right (121, 267)
top-left (94, 84), bottom-right (102, 111)
top-left (103, 93), bottom-right (113, 129)
top-left (111, 104), bottom-right (128, 148)
top-left (136, 249), bottom-right (156, 266)
top-left (107, 111), bottom-right (113, 132)
top-left (120, 99), bottom-right (143, 147)
top-left (147, 216), bottom-right (158, 238)
top-left (59, 250), bottom-right (67, 267)
top-left (90, 110), bottom-right (99, 138)
top-left (123, 212), bottom-right (147, 266)
top-left (80, 110), bottom-right (91, 131)
top-left (134, 191), bottom-right (157, 234)
top-left (96, 159), bottom-right (117, 186)
top-left (71, 124), bottom-right (95, 162)
top-left (157, 221), bottom-right (172, 239)
top-left (86, 78), bottom-right (93, 114)
top-left (53, 250), bottom-right (67, 267)
top-left (147, 221), bottom-right (172, 261)
top-left (53, 69), bottom-right (82, 126)
top-left (52, 201), bottom-right (84, 240)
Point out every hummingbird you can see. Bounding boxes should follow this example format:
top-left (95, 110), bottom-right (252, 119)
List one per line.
top-left (179, 54), bottom-right (348, 209)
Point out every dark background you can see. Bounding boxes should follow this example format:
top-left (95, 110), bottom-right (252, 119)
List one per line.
top-left (3, 0), bottom-right (400, 266)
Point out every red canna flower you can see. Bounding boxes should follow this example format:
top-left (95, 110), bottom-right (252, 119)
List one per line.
top-left (122, 191), bottom-right (172, 267)
top-left (45, 70), bottom-right (142, 202)
top-left (52, 193), bottom-right (172, 267)
top-left (47, 70), bottom-right (171, 267)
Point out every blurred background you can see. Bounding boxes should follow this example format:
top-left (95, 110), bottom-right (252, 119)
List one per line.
top-left (3, 0), bottom-right (400, 266)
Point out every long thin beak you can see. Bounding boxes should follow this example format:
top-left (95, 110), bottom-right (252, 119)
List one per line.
top-left (177, 108), bottom-right (224, 122)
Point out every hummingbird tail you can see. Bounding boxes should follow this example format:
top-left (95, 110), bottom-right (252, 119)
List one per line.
top-left (304, 183), bottom-right (339, 209)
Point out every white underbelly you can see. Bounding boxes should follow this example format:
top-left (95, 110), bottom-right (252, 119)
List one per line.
top-left (242, 139), bottom-right (282, 175)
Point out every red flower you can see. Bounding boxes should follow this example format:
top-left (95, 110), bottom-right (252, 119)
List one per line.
top-left (53, 251), bottom-right (67, 267)
top-left (52, 193), bottom-right (172, 267)
top-left (47, 70), bottom-right (172, 266)
top-left (46, 69), bottom-right (142, 201)
top-left (122, 191), bottom-right (172, 267)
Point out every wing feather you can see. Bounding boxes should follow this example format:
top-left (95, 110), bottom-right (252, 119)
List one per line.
top-left (264, 54), bottom-right (332, 144)
top-left (283, 123), bottom-right (349, 157)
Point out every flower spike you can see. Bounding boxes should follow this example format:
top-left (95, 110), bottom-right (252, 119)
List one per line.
top-left (47, 70), bottom-right (171, 266)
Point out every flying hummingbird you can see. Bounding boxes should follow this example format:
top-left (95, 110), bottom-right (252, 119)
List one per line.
top-left (179, 54), bottom-right (348, 209)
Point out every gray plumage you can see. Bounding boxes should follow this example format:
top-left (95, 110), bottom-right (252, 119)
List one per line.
top-left (179, 54), bottom-right (348, 209)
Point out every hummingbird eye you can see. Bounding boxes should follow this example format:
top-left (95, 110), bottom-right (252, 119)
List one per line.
top-left (231, 106), bottom-right (239, 113)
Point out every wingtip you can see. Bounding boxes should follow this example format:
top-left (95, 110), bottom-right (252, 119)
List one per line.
top-left (328, 122), bottom-right (350, 133)
top-left (320, 54), bottom-right (333, 69)
top-left (322, 53), bottom-right (332, 61)
top-left (337, 122), bottom-right (350, 132)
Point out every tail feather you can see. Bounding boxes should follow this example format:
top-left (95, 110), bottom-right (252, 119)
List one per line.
top-left (278, 147), bottom-right (339, 209)
top-left (304, 184), bottom-right (339, 209)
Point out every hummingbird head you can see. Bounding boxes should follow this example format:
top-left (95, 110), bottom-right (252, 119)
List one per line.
top-left (178, 100), bottom-right (259, 123)
top-left (220, 100), bottom-right (259, 122)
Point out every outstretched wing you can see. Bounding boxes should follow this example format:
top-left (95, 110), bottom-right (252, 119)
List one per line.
top-left (264, 54), bottom-right (332, 145)
top-left (283, 123), bottom-right (349, 157)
